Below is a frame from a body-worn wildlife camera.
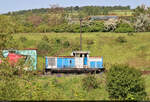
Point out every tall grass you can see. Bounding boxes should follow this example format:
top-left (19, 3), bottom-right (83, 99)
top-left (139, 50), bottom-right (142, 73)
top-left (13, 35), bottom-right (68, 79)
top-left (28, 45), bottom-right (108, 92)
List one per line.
top-left (14, 32), bottom-right (150, 70)
top-left (1, 32), bottom-right (150, 100)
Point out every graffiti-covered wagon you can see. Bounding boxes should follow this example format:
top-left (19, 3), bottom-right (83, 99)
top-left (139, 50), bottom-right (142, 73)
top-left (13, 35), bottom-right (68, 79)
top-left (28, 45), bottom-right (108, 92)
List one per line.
top-left (1, 49), bottom-right (37, 70)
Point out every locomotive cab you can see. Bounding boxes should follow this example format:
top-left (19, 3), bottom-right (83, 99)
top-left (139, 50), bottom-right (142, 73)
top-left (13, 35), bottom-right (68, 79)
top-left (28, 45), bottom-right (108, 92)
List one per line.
top-left (71, 51), bottom-right (90, 68)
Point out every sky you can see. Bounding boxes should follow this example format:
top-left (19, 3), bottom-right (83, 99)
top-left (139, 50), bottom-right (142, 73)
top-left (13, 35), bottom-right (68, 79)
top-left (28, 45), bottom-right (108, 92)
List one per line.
top-left (0, 0), bottom-right (150, 14)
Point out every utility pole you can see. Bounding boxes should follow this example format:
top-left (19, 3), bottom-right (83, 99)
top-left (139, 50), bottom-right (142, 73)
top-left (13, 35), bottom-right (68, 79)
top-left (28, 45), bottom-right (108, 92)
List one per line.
top-left (80, 17), bottom-right (82, 51)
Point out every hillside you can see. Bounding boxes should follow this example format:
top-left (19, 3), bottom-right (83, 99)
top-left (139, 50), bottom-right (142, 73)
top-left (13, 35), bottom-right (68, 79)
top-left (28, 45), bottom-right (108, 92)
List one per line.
top-left (12, 32), bottom-right (150, 71)
top-left (4, 32), bottom-right (148, 100)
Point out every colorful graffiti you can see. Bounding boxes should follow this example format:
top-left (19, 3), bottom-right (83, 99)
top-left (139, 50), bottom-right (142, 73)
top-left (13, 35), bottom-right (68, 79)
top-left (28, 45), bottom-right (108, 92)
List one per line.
top-left (2, 50), bottom-right (37, 70)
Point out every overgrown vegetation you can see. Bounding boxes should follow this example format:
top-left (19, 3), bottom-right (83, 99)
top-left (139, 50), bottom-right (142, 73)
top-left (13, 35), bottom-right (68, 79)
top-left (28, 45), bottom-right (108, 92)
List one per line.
top-left (1, 32), bottom-right (150, 100)
top-left (106, 64), bottom-right (147, 100)
top-left (115, 22), bottom-right (134, 33)
top-left (116, 36), bottom-right (127, 43)
top-left (82, 74), bottom-right (100, 91)
top-left (0, 4), bottom-right (150, 100)
top-left (37, 41), bottom-right (51, 55)
top-left (0, 59), bottom-right (108, 100)
top-left (0, 5), bottom-right (149, 33)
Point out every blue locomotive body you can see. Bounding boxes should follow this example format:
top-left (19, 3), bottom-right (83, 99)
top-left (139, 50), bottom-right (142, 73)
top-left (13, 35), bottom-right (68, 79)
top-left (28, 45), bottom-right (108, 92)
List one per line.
top-left (45, 51), bottom-right (104, 73)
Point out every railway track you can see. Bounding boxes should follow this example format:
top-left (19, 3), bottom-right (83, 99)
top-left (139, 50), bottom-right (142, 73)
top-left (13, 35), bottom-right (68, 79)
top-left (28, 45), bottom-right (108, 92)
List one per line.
top-left (36, 68), bottom-right (106, 76)
top-left (37, 70), bottom-right (150, 76)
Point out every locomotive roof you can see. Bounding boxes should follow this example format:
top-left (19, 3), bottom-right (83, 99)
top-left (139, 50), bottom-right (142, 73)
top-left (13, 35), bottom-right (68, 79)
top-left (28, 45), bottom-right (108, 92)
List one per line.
top-left (72, 51), bottom-right (90, 54)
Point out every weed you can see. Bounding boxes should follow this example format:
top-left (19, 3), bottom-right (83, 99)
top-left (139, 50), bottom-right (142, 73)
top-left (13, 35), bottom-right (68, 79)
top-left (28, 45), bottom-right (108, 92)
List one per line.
top-left (82, 74), bottom-right (100, 91)
top-left (116, 36), bottom-right (127, 43)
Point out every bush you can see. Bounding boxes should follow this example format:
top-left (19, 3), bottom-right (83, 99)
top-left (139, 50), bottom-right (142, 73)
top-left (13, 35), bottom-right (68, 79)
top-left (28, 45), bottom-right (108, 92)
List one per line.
top-left (86, 39), bottom-right (94, 45)
top-left (51, 24), bottom-right (69, 33)
top-left (104, 19), bottom-right (118, 32)
top-left (82, 74), bottom-right (100, 91)
top-left (71, 42), bottom-right (80, 51)
top-left (19, 36), bottom-right (27, 43)
top-left (35, 25), bottom-right (50, 33)
top-left (42, 35), bottom-right (49, 43)
top-left (106, 64), bottom-right (147, 100)
top-left (89, 22), bottom-right (105, 32)
top-left (115, 23), bottom-right (135, 33)
top-left (63, 41), bottom-right (70, 48)
top-left (128, 32), bottom-right (134, 36)
top-left (50, 22), bottom-right (105, 33)
top-left (37, 41), bottom-right (51, 54)
top-left (0, 58), bottom-right (31, 100)
top-left (0, 77), bottom-right (22, 100)
top-left (68, 24), bottom-right (80, 33)
top-left (55, 38), bottom-right (61, 44)
top-left (116, 36), bottom-right (127, 43)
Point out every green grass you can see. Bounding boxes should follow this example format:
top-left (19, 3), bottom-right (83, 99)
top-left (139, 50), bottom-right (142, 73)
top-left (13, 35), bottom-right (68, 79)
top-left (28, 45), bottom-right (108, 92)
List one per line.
top-left (2, 32), bottom-right (150, 100)
top-left (26, 74), bottom-right (108, 100)
top-left (143, 74), bottom-right (150, 99)
top-left (14, 32), bottom-right (150, 71)
top-left (108, 10), bottom-right (133, 16)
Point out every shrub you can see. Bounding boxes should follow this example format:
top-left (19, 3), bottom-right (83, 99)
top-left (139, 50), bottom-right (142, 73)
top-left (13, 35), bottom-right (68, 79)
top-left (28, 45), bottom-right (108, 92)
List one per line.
top-left (56, 38), bottom-right (61, 44)
top-left (71, 43), bottom-right (80, 51)
top-left (19, 36), bottom-right (27, 43)
top-left (106, 64), bottom-right (147, 100)
top-left (52, 24), bottom-right (68, 33)
top-left (86, 39), bottom-right (94, 45)
top-left (0, 59), bottom-right (34, 100)
top-left (0, 34), bottom-right (18, 50)
top-left (82, 74), bottom-right (100, 91)
top-left (68, 24), bottom-right (80, 33)
top-left (89, 22), bottom-right (105, 32)
top-left (42, 35), bottom-right (49, 43)
top-left (50, 22), bottom-right (105, 33)
top-left (116, 36), bottom-right (127, 43)
top-left (35, 25), bottom-right (50, 33)
top-left (0, 78), bottom-right (22, 100)
top-left (104, 19), bottom-right (118, 32)
top-left (115, 23), bottom-right (135, 33)
top-left (63, 41), bottom-right (70, 48)
top-left (128, 32), bottom-right (134, 36)
top-left (37, 41), bottom-right (51, 54)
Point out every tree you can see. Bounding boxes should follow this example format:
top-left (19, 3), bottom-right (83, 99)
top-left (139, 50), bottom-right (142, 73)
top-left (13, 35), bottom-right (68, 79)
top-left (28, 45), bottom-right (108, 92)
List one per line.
top-left (37, 41), bottom-right (51, 55)
top-left (0, 15), bottom-right (15, 33)
top-left (103, 8), bottom-right (109, 15)
top-left (133, 5), bottom-right (148, 16)
top-left (27, 14), bottom-right (43, 27)
top-left (0, 33), bottom-right (18, 50)
top-left (134, 14), bottom-right (150, 32)
top-left (74, 6), bottom-right (79, 11)
top-left (115, 22), bottom-right (134, 33)
top-left (132, 5), bottom-right (150, 32)
top-left (104, 18), bottom-right (118, 32)
top-left (49, 4), bottom-right (67, 26)
top-left (106, 64), bottom-right (147, 100)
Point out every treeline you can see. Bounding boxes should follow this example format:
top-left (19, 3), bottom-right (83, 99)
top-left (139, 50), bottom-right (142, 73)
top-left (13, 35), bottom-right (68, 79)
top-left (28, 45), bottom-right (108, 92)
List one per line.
top-left (6, 8), bottom-right (49, 15)
top-left (1, 5), bottom-right (150, 34)
top-left (65, 5), bottom-right (130, 15)
top-left (5, 5), bottom-right (131, 16)
top-left (0, 15), bottom-right (135, 33)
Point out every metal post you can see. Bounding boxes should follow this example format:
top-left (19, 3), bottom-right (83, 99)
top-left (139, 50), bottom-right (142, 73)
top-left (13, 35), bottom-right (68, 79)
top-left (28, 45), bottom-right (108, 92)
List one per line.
top-left (80, 18), bottom-right (82, 51)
